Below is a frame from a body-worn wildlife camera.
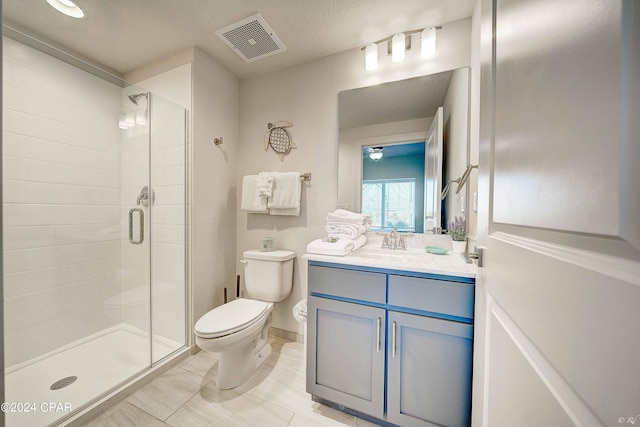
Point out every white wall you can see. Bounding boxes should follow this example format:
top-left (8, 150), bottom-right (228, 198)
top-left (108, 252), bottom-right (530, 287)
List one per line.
top-left (191, 48), bottom-right (239, 330)
top-left (238, 18), bottom-right (472, 334)
top-left (2, 37), bottom-right (123, 365)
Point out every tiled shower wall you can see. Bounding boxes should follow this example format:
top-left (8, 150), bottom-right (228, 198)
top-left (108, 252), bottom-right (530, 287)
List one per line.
top-left (2, 37), bottom-right (123, 366)
top-left (119, 92), bottom-right (187, 361)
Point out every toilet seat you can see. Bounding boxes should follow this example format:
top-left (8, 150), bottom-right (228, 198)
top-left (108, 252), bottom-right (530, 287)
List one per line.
top-left (195, 298), bottom-right (271, 339)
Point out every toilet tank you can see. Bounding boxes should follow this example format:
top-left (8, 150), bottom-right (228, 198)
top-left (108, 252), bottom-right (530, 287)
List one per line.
top-left (242, 249), bottom-right (296, 302)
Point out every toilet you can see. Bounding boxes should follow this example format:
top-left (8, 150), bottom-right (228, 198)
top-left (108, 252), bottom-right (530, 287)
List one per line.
top-left (194, 249), bottom-right (296, 389)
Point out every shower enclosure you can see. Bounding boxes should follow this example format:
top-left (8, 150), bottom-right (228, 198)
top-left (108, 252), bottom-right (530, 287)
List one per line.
top-left (2, 34), bottom-right (187, 426)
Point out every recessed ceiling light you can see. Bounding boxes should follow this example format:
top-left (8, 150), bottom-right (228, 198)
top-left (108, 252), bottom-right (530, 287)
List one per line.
top-left (46, 0), bottom-right (86, 18)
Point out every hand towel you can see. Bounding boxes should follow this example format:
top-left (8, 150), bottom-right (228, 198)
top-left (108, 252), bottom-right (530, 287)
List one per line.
top-left (325, 224), bottom-right (367, 239)
top-left (306, 238), bottom-right (354, 256)
top-left (240, 175), bottom-right (268, 213)
top-left (269, 205), bottom-right (301, 216)
top-left (256, 172), bottom-right (276, 197)
top-left (268, 172), bottom-right (301, 209)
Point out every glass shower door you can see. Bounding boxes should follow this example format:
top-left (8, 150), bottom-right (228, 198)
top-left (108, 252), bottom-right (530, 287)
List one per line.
top-left (148, 93), bottom-right (187, 363)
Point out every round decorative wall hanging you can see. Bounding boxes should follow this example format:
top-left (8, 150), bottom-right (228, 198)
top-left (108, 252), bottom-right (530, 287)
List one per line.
top-left (264, 121), bottom-right (297, 161)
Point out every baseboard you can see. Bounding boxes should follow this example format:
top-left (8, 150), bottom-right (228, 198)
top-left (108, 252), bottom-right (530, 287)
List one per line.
top-left (269, 326), bottom-right (303, 343)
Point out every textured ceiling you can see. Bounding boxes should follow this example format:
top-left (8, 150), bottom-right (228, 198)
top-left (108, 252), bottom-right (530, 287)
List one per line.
top-left (2, 0), bottom-right (475, 80)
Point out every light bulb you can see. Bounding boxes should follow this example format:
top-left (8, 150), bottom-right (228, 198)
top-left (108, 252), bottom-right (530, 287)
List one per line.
top-left (392, 33), bottom-right (406, 63)
top-left (46, 0), bottom-right (85, 18)
top-left (421, 27), bottom-right (436, 57)
top-left (365, 43), bottom-right (378, 71)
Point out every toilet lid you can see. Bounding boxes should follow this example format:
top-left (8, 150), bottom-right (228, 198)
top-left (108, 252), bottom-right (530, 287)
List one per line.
top-left (195, 298), bottom-right (271, 339)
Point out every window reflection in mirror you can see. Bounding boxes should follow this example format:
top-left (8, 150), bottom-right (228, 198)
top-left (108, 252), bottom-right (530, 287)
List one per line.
top-left (362, 142), bottom-right (425, 232)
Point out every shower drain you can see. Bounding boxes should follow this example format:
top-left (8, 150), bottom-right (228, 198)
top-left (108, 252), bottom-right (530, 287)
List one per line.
top-left (50, 376), bottom-right (77, 390)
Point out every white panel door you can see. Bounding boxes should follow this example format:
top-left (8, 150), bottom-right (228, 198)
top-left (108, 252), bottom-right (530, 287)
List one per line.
top-left (424, 107), bottom-right (443, 233)
top-left (473, 1), bottom-right (640, 427)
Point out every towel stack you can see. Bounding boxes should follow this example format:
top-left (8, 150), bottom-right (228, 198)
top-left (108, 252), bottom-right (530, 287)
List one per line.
top-left (306, 209), bottom-right (372, 256)
top-left (241, 172), bottom-right (301, 216)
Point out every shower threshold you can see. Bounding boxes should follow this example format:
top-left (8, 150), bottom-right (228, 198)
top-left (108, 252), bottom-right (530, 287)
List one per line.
top-left (4, 324), bottom-right (181, 427)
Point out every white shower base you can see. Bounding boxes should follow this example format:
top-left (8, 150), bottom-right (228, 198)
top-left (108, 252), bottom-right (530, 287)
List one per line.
top-left (4, 324), bottom-right (182, 427)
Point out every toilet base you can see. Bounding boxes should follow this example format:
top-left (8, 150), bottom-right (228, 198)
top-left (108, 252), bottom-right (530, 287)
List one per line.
top-left (214, 314), bottom-right (273, 390)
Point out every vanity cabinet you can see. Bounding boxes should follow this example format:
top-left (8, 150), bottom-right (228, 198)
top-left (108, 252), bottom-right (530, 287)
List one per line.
top-left (307, 262), bottom-right (474, 427)
top-left (308, 296), bottom-right (386, 417)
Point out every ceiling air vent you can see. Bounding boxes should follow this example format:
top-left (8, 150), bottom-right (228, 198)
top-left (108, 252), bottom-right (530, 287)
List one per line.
top-left (215, 13), bottom-right (287, 63)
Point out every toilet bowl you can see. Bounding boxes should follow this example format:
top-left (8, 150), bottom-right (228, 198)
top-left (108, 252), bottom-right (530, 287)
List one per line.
top-left (194, 249), bottom-right (296, 389)
top-left (195, 298), bottom-right (274, 389)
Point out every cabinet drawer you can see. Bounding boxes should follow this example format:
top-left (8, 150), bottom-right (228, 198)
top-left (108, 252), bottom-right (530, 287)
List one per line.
top-left (309, 265), bottom-right (386, 304)
top-left (388, 275), bottom-right (474, 320)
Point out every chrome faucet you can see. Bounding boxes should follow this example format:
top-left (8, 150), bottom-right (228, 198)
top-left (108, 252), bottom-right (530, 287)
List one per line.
top-left (380, 228), bottom-right (406, 250)
top-left (389, 228), bottom-right (398, 249)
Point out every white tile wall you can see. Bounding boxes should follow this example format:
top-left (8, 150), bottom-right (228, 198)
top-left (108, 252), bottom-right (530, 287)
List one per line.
top-left (2, 37), bottom-right (124, 366)
top-left (119, 110), bottom-right (150, 336)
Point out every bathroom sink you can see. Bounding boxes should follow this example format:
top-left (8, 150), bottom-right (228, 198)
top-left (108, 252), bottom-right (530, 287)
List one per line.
top-left (354, 247), bottom-right (436, 263)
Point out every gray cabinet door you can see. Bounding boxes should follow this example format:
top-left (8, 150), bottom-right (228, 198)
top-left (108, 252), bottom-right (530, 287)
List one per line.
top-left (306, 296), bottom-right (386, 418)
top-left (387, 311), bottom-right (473, 427)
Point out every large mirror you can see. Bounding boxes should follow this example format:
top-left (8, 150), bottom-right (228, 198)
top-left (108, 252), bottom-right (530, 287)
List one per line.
top-left (338, 67), bottom-right (470, 234)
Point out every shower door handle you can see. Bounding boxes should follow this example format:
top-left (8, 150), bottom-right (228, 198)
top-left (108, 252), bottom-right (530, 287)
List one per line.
top-left (129, 208), bottom-right (144, 245)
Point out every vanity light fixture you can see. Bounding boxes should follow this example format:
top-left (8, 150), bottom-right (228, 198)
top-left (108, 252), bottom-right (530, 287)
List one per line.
top-left (365, 43), bottom-right (378, 71)
top-left (391, 33), bottom-right (406, 63)
top-left (421, 27), bottom-right (437, 57)
top-left (361, 26), bottom-right (441, 71)
top-left (369, 147), bottom-right (384, 161)
top-left (46, 0), bottom-right (86, 18)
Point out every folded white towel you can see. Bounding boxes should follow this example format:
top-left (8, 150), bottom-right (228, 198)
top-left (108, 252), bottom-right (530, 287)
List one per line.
top-left (352, 234), bottom-right (367, 251)
top-left (257, 172), bottom-right (276, 197)
top-left (268, 172), bottom-right (301, 210)
top-left (241, 175), bottom-right (268, 213)
top-left (325, 224), bottom-right (367, 239)
top-left (306, 238), bottom-right (354, 257)
top-left (326, 209), bottom-right (371, 225)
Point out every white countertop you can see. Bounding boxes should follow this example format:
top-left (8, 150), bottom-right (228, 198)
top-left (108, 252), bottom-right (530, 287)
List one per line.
top-left (302, 245), bottom-right (477, 279)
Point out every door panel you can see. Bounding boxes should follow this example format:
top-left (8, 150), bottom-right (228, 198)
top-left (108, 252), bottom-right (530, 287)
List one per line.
top-left (486, 304), bottom-right (575, 427)
top-left (492, 0), bottom-right (623, 236)
top-left (476, 1), bottom-right (640, 426)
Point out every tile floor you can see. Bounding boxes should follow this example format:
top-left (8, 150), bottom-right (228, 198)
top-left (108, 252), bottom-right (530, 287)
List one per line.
top-left (81, 336), bottom-right (379, 427)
